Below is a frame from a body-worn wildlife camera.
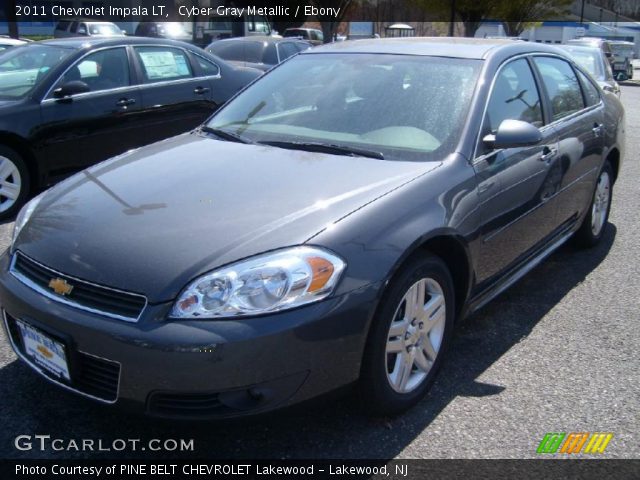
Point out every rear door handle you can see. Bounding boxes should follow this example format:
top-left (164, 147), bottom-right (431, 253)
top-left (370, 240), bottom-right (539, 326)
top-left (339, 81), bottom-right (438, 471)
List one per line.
top-left (592, 123), bottom-right (604, 137)
top-left (540, 146), bottom-right (557, 162)
top-left (194, 86), bottom-right (210, 95)
top-left (116, 98), bottom-right (136, 107)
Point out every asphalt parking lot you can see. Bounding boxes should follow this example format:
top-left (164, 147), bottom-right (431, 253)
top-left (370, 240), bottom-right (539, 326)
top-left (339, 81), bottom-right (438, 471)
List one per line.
top-left (0, 84), bottom-right (638, 460)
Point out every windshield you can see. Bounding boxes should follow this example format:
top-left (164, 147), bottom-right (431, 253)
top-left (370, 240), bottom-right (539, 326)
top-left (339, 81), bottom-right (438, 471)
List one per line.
top-left (610, 44), bottom-right (633, 57)
top-left (207, 53), bottom-right (481, 162)
top-left (560, 46), bottom-right (604, 80)
top-left (89, 24), bottom-right (122, 36)
top-left (0, 44), bottom-right (74, 99)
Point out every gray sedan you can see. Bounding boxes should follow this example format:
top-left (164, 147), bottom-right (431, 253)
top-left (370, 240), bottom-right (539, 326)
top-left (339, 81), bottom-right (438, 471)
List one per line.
top-left (0, 38), bottom-right (624, 419)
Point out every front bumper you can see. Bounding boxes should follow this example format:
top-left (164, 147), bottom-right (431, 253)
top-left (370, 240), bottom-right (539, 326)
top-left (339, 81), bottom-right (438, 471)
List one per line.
top-left (0, 251), bottom-right (379, 419)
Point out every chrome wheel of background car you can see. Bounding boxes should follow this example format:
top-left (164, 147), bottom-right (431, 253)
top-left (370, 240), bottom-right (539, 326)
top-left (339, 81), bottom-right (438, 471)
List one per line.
top-left (385, 277), bottom-right (446, 394)
top-left (0, 155), bottom-right (21, 214)
top-left (591, 171), bottom-right (611, 237)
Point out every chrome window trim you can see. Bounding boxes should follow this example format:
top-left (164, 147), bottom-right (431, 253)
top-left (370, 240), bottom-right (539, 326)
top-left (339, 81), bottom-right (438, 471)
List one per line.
top-left (9, 252), bottom-right (147, 323)
top-left (473, 52), bottom-right (604, 163)
top-left (42, 44), bottom-right (221, 102)
top-left (2, 309), bottom-right (121, 404)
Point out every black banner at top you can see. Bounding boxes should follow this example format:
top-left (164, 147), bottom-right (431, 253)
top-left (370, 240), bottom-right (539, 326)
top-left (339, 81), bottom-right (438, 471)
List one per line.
top-left (3, 0), bottom-right (640, 23)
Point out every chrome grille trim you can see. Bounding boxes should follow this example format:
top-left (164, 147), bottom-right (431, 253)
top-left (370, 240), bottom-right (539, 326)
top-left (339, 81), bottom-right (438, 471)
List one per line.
top-left (9, 252), bottom-right (147, 322)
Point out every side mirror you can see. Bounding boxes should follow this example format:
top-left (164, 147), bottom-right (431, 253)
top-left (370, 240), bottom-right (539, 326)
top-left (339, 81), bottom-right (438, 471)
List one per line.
top-left (483, 119), bottom-right (542, 150)
top-left (78, 27), bottom-right (87, 36)
top-left (122, 30), bottom-right (127, 35)
top-left (53, 80), bottom-right (90, 99)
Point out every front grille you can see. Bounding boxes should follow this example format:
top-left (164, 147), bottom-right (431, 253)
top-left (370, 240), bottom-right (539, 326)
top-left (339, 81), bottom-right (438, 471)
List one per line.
top-left (4, 312), bottom-right (120, 402)
top-left (147, 392), bottom-right (226, 417)
top-left (11, 252), bottom-right (146, 321)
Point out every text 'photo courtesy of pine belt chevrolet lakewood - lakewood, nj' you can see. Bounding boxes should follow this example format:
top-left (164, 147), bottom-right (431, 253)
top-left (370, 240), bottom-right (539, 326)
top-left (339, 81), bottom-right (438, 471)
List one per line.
top-left (0, 37), bottom-right (624, 420)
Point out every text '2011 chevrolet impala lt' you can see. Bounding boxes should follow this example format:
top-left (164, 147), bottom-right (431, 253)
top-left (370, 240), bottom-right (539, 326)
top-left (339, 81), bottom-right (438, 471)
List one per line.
top-left (0, 38), bottom-right (624, 419)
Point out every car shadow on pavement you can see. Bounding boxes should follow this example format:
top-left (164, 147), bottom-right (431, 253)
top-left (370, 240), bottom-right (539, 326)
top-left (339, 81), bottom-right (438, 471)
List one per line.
top-left (0, 225), bottom-right (617, 459)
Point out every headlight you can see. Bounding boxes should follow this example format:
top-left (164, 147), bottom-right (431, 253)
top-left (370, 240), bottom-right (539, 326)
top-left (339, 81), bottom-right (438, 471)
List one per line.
top-left (170, 246), bottom-right (345, 319)
top-left (11, 193), bottom-right (44, 249)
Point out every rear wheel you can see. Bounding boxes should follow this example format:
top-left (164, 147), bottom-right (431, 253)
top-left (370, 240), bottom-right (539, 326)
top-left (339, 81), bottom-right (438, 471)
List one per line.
top-left (359, 254), bottom-right (455, 416)
top-left (574, 161), bottom-right (613, 247)
top-left (0, 146), bottom-right (30, 220)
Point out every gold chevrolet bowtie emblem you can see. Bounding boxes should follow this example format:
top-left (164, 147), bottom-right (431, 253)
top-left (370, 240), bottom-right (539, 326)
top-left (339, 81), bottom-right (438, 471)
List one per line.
top-left (48, 278), bottom-right (73, 296)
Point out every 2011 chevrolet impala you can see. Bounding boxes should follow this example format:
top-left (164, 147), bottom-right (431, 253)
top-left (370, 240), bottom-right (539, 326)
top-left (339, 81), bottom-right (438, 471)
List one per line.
top-left (0, 38), bottom-right (624, 419)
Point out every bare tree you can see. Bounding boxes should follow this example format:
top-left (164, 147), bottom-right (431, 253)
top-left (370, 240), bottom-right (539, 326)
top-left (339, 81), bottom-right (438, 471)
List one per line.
top-left (498, 0), bottom-right (573, 37)
top-left (312, 0), bottom-right (355, 42)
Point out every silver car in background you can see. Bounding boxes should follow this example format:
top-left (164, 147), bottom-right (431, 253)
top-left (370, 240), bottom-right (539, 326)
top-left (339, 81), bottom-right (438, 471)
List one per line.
top-left (559, 44), bottom-right (620, 97)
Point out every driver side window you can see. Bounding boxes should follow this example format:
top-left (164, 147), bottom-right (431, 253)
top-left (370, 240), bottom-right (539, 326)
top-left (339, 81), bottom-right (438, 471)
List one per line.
top-left (486, 59), bottom-right (544, 133)
top-left (52, 48), bottom-right (130, 96)
top-left (478, 58), bottom-right (543, 155)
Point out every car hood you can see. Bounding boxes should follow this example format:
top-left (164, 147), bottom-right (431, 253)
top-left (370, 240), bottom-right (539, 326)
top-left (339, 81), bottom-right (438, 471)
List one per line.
top-left (17, 133), bottom-right (439, 302)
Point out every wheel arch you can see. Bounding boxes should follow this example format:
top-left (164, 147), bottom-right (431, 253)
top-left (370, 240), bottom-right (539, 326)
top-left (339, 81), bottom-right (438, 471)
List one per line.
top-left (382, 231), bottom-right (474, 321)
top-left (606, 147), bottom-right (620, 184)
top-left (0, 132), bottom-right (40, 190)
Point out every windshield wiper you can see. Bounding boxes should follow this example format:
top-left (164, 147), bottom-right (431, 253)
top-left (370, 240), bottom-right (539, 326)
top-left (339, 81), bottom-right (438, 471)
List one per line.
top-left (200, 126), bottom-right (253, 144)
top-left (258, 141), bottom-right (384, 160)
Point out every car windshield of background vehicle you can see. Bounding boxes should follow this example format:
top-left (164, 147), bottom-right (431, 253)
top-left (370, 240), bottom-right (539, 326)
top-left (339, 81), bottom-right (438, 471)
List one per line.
top-left (0, 44), bottom-right (74, 99)
top-left (207, 53), bottom-right (482, 162)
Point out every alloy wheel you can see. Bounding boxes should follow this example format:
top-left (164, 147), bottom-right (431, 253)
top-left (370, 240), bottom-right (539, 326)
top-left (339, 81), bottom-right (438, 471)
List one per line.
top-left (591, 170), bottom-right (611, 237)
top-left (385, 277), bottom-right (446, 394)
top-left (0, 155), bottom-right (22, 214)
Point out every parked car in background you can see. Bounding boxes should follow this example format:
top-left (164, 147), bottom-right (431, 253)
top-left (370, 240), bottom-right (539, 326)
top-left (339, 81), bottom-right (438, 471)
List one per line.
top-left (0, 37), bottom-right (27, 52)
top-left (609, 40), bottom-right (635, 80)
top-left (134, 22), bottom-right (192, 43)
top-left (206, 36), bottom-right (312, 71)
top-left (558, 44), bottom-right (620, 96)
top-left (0, 37), bottom-right (261, 218)
top-left (54, 19), bottom-right (126, 38)
top-left (0, 39), bottom-right (623, 419)
top-left (283, 28), bottom-right (324, 45)
top-left (567, 37), bottom-right (614, 66)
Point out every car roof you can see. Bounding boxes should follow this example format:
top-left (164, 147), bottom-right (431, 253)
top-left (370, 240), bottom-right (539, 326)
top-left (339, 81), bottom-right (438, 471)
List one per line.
top-left (39, 36), bottom-right (195, 49)
top-left (305, 37), bottom-right (566, 60)
top-left (210, 35), bottom-right (304, 45)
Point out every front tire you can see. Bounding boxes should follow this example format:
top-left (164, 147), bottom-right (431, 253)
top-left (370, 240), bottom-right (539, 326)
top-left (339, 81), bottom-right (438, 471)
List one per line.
top-left (359, 254), bottom-right (455, 416)
top-left (0, 146), bottom-right (30, 221)
top-left (574, 161), bottom-right (613, 248)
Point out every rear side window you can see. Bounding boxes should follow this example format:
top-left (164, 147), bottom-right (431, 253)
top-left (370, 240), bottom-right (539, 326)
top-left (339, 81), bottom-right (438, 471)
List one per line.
top-left (56, 21), bottom-right (70, 31)
top-left (194, 55), bottom-right (220, 76)
top-left (576, 70), bottom-right (600, 107)
top-left (484, 58), bottom-right (544, 135)
top-left (134, 46), bottom-right (193, 83)
top-left (533, 56), bottom-right (585, 121)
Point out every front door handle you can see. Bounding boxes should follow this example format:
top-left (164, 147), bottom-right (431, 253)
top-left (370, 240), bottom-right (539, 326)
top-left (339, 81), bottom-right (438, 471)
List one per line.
top-left (194, 86), bottom-right (210, 95)
top-left (592, 123), bottom-right (604, 137)
top-left (540, 146), bottom-right (557, 162)
top-left (116, 98), bottom-right (136, 107)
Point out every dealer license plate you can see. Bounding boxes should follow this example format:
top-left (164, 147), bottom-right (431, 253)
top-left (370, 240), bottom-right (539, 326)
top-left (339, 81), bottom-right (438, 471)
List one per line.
top-left (16, 320), bottom-right (70, 381)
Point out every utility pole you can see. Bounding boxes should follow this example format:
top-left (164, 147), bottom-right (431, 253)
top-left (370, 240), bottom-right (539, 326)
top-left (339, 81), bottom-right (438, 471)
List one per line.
top-left (7, 0), bottom-right (19, 39)
top-left (449, 0), bottom-right (455, 37)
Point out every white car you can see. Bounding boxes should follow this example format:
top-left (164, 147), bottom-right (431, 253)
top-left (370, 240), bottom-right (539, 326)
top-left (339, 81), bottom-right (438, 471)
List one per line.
top-left (0, 37), bottom-right (27, 52)
top-left (53, 20), bottom-right (125, 38)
